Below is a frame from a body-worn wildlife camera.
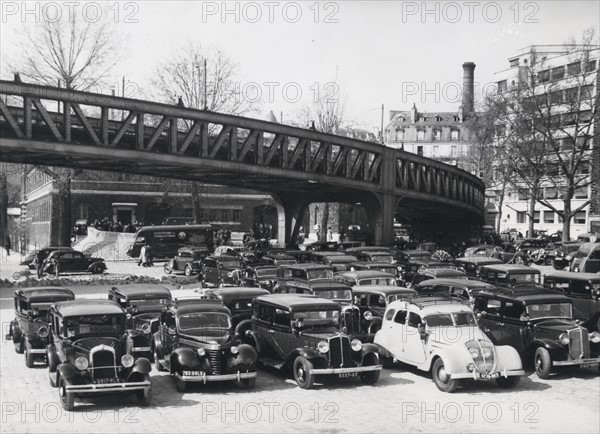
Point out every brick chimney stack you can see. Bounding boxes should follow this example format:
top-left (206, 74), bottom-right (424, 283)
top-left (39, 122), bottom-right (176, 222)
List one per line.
top-left (461, 62), bottom-right (476, 119)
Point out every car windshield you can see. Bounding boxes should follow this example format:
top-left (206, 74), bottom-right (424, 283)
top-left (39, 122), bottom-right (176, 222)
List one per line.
top-left (28, 302), bottom-right (53, 318)
top-left (387, 293), bottom-right (410, 303)
top-left (293, 309), bottom-right (340, 328)
top-left (307, 269), bottom-right (334, 279)
top-left (192, 252), bottom-right (207, 260)
top-left (527, 303), bottom-right (572, 320)
top-left (357, 278), bottom-right (397, 286)
top-left (178, 312), bottom-right (231, 336)
top-left (65, 315), bottom-right (123, 338)
top-left (508, 273), bottom-right (540, 284)
top-left (220, 260), bottom-right (241, 268)
top-left (372, 255), bottom-right (394, 262)
top-left (313, 288), bottom-right (352, 301)
top-left (256, 268), bottom-right (278, 278)
top-left (130, 298), bottom-right (170, 312)
top-left (425, 312), bottom-right (476, 327)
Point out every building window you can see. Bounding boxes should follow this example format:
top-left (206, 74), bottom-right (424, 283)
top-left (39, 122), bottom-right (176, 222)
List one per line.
top-left (433, 129), bottom-right (441, 140)
top-left (544, 211), bottom-right (554, 224)
top-left (450, 130), bottom-right (459, 141)
top-left (450, 145), bottom-right (457, 157)
top-left (197, 209), bottom-right (205, 221)
top-left (396, 129), bottom-right (404, 141)
top-left (517, 212), bottom-right (526, 223)
top-left (551, 66), bottom-right (565, 81)
top-left (550, 90), bottom-right (563, 105)
top-left (537, 70), bottom-right (550, 83)
top-left (417, 146), bottom-right (423, 156)
top-left (232, 210), bottom-right (240, 221)
top-left (209, 209), bottom-right (217, 221)
top-left (565, 87), bottom-right (578, 103)
top-left (221, 210), bottom-right (229, 221)
top-left (497, 80), bottom-right (507, 93)
top-left (533, 211), bottom-right (540, 224)
top-left (586, 60), bottom-right (597, 72)
top-left (545, 187), bottom-right (558, 199)
top-left (567, 62), bottom-right (581, 76)
top-left (581, 84), bottom-right (594, 100)
top-left (416, 129), bottom-right (425, 141)
top-left (574, 211), bottom-right (586, 224)
top-left (574, 186), bottom-right (588, 199)
top-left (432, 145), bottom-right (439, 156)
top-left (509, 59), bottom-right (519, 68)
top-left (518, 189), bottom-right (528, 201)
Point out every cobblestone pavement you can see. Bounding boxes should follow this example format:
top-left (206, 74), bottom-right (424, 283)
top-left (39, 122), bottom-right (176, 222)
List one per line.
top-left (1, 283), bottom-right (599, 433)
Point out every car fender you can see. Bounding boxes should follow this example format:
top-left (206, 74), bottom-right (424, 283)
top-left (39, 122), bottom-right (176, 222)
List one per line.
top-left (234, 319), bottom-right (252, 338)
top-left (87, 260), bottom-right (106, 272)
top-left (245, 330), bottom-right (261, 353)
top-left (424, 350), bottom-right (462, 374)
top-left (130, 357), bottom-right (152, 375)
top-left (531, 338), bottom-right (564, 352)
top-left (372, 330), bottom-right (388, 352)
top-left (228, 344), bottom-right (257, 370)
top-left (361, 342), bottom-right (381, 357)
top-left (56, 363), bottom-right (80, 381)
top-left (494, 345), bottom-right (524, 371)
top-left (152, 332), bottom-right (163, 355)
top-left (172, 347), bottom-right (201, 370)
top-left (287, 347), bottom-right (323, 366)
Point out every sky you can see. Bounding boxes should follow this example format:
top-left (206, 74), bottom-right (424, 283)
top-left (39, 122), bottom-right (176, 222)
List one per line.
top-left (1, 0), bottom-right (599, 131)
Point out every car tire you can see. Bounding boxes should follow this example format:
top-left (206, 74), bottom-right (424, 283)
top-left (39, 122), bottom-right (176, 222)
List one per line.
top-left (496, 375), bottom-right (521, 389)
top-left (359, 354), bottom-right (380, 385)
top-left (55, 264), bottom-right (60, 278)
top-left (432, 357), bottom-right (459, 393)
top-left (58, 377), bottom-right (75, 411)
top-left (163, 263), bottom-right (172, 274)
top-left (154, 351), bottom-right (165, 372)
top-left (47, 345), bottom-right (58, 372)
top-left (175, 376), bottom-right (187, 393)
top-left (15, 337), bottom-right (24, 354)
top-left (293, 356), bottom-right (315, 389)
top-left (24, 340), bottom-right (35, 368)
top-left (534, 347), bottom-right (552, 379)
top-left (240, 377), bottom-right (256, 389)
top-left (184, 266), bottom-right (192, 277)
top-left (136, 375), bottom-right (152, 406)
top-left (544, 256), bottom-right (552, 266)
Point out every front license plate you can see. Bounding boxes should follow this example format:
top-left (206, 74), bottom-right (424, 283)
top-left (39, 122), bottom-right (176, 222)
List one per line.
top-left (582, 363), bottom-right (598, 368)
top-left (338, 372), bottom-right (358, 378)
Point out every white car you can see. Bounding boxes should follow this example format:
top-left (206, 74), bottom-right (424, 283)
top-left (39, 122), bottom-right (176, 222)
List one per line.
top-left (374, 298), bottom-right (524, 392)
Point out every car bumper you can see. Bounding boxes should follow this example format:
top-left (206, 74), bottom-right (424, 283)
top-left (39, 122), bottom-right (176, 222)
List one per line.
top-left (310, 365), bottom-right (382, 375)
top-left (28, 348), bottom-right (47, 354)
top-left (65, 380), bottom-right (151, 393)
top-left (133, 347), bottom-right (152, 353)
top-left (451, 368), bottom-right (524, 380)
top-left (553, 357), bottom-right (600, 367)
top-left (176, 371), bottom-right (257, 383)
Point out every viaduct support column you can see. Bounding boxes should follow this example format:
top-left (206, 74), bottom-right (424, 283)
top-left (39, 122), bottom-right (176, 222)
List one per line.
top-left (273, 194), bottom-right (310, 245)
top-left (366, 147), bottom-right (397, 246)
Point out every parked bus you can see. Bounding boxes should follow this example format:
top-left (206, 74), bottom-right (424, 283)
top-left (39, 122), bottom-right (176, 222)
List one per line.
top-left (127, 224), bottom-right (214, 259)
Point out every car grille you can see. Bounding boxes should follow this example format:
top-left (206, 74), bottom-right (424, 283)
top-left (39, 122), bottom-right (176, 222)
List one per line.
top-left (91, 347), bottom-right (117, 380)
top-left (568, 328), bottom-right (590, 360)
top-left (207, 349), bottom-right (221, 375)
top-left (342, 308), bottom-right (361, 336)
top-left (328, 335), bottom-right (352, 368)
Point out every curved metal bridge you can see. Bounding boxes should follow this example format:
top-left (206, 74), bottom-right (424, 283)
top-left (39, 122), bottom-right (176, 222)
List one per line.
top-left (0, 80), bottom-right (485, 245)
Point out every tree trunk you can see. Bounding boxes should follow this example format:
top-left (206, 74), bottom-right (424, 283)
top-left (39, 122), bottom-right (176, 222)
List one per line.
top-left (55, 175), bottom-right (72, 247)
top-left (496, 180), bottom-right (508, 233)
top-left (191, 183), bottom-right (202, 223)
top-left (562, 192), bottom-right (573, 242)
top-left (320, 203), bottom-right (329, 242)
top-left (527, 193), bottom-right (536, 238)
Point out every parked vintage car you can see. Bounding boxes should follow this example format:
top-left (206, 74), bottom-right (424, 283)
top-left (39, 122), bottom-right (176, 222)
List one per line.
top-left (259, 253), bottom-right (298, 266)
top-left (478, 264), bottom-right (541, 288)
top-left (352, 286), bottom-right (417, 341)
top-left (198, 255), bottom-right (244, 287)
top-left (454, 256), bottom-right (504, 277)
top-left (283, 250), bottom-right (314, 264)
top-left (414, 278), bottom-right (497, 304)
top-left (304, 241), bottom-right (340, 252)
top-left (395, 249), bottom-right (433, 282)
top-left (550, 241), bottom-right (583, 270)
top-left (237, 265), bottom-right (279, 291)
top-left (355, 250), bottom-right (395, 264)
top-left (153, 298), bottom-right (258, 392)
top-left (338, 241), bottom-right (366, 251)
top-left (310, 252), bottom-right (358, 272)
top-left (7, 287), bottom-right (75, 367)
top-left (164, 246), bottom-right (210, 276)
top-left (461, 245), bottom-right (504, 258)
top-left (247, 294), bottom-right (382, 388)
top-left (108, 285), bottom-right (173, 358)
top-left (42, 250), bottom-right (106, 277)
top-left (409, 267), bottom-right (467, 287)
top-left (474, 287), bottom-right (600, 378)
top-left (349, 261), bottom-right (403, 285)
top-left (374, 298), bottom-right (524, 392)
top-left (274, 264), bottom-right (334, 291)
top-left (334, 270), bottom-right (398, 287)
top-left (544, 271), bottom-right (600, 331)
top-left (46, 300), bottom-right (153, 410)
top-left (19, 250), bottom-right (38, 269)
top-left (569, 242), bottom-right (600, 273)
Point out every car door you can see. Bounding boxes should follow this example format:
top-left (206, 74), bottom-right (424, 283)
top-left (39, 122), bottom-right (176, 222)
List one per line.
top-left (474, 296), bottom-right (506, 345)
top-left (386, 308), bottom-right (408, 360)
top-left (404, 312), bottom-right (427, 364)
top-left (499, 300), bottom-right (528, 351)
top-left (71, 252), bottom-right (88, 271)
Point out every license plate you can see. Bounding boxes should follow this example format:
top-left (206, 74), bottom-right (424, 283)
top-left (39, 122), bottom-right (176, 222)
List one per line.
top-left (582, 363), bottom-right (598, 368)
top-left (338, 372), bottom-right (358, 378)
top-left (480, 373), bottom-right (499, 379)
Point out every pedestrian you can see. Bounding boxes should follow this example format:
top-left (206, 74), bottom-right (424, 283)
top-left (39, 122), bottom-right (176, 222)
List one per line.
top-left (138, 243), bottom-right (147, 267)
top-left (327, 227), bottom-right (333, 241)
top-left (146, 245), bottom-right (154, 267)
top-left (4, 235), bottom-right (11, 256)
top-left (35, 251), bottom-right (43, 278)
top-left (313, 223), bottom-right (321, 240)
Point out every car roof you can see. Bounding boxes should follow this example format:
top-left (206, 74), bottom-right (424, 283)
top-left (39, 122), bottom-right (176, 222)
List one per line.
top-left (178, 246), bottom-right (210, 252)
top-left (578, 242), bottom-right (600, 251)
top-left (455, 256), bottom-right (504, 264)
top-left (545, 271), bottom-right (600, 281)
top-left (255, 294), bottom-right (340, 309)
top-left (171, 298), bottom-right (230, 315)
top-left (337, 270), bottom-right (396, 278)
top-left (208, 288), bottom-right (271, 303)
top-left (420, 269), bottom-right (465, 277)
top-left (54, 300), bottom-right (125, 317)
top-left (109, 284), bottom-right (172, 298)
top-left (387, 298), bottom-right (472, 314)
top-left (308, 279), bottom-right (352, 290)
top-left (281, 263), bottom-right (333, 270)
top-left (15, 287), bottom-right (75, 302)
top-left (480, 264), bottom-right (540, 273)
top-left (324, 255), bottom-right (357, 263)
top-left (207, 255), bottom-right (240, 260)
top-left (353, 261), bottom-right (397, 268)
top-left (477, 287), bottom-right (572, 303)
top-left (416, 278), bottom-right (496, 289)
top-left (399, 250), bottom-right (431, 256)
top-left (352, 286), bottom-right (416, 296)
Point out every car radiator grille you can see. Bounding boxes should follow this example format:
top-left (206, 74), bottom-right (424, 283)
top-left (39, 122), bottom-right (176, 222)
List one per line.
top-left (343, 309), bottom-right (361, 336)
top-left (328, 335), bottom-right (352, 368)
top-left (568, 328), bottom-right (590, 360)
top-left (92, 350), bottom-right (116, 379)
top-left (207, 349), bottom-right (221, 375)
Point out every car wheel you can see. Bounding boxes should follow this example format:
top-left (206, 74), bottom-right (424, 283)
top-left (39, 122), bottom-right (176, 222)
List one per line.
top-left (47, 345), bottom-right (58, 372)
top-left (154, 351), bottom-right (165, 372)
top-left (359, 354), bottom-right (380, 385)
top-left (24, 340), bottom-right (35, 368)
top-left (544, 256), bottom-right (552, 266)
top-left (91, 264), bottom-right (103, 274)
top-left (534, 347), bottom-right (552, 379)
top-left (15, 337), bottom-right (24, 354)
top-left (240, 377), bottom-right (256, 389)
top-left (184, 266), bottom-right (192, 277)
top-left (432, 358), bottom-right (459, 393)
top-left (293, 356), bottom-right (315, 389)
top-left (58, 377), bottom-right (75, 411)
top-left (163, 263), bottom-right (172, 274)
top-left (175, 376), bottom-right (187, 393)
top-left (136, 375), bottom-right (152, 406)
top-left (496, 375), bottom-right (521, 389)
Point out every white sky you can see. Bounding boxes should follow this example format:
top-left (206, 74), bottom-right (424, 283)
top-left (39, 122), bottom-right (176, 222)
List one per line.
top-left (1, 1), bottom-right (598, 130)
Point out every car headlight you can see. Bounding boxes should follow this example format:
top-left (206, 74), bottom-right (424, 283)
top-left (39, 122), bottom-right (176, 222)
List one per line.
top-left (141, 323), bottom-right (151, 334)
top-left (227, 272), bottom-right (233, 278)
top-left (351, 339), bottom-right (363, 351)
top-left (75, 357), bottom-right (89, 370)
top-left (481, 347), bottom-right (493, 358)
top-left (559, 333), bottom-right (570, 345)
top-left (589, 331), bottom-right (600, 344)
top-left (468, 347), bottom-right (480, 358)
top-left (197, 348), bottom-right (206, 357)
top-left (230, 346), bottom-right (239, 355)
top-left (317, 341), bottom-right (329, 354)
top-left (466, 362), bottom-right (476, 372)
top-left (38, 326), bottom-right (49, 338)
top-left (121, 354), bottom-right (134, 368)
top-left (364, 311), bottom-right (373, 321)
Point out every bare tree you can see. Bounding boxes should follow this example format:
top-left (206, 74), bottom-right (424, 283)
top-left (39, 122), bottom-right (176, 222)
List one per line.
top-left (491, 29), bottom-right (599, 241)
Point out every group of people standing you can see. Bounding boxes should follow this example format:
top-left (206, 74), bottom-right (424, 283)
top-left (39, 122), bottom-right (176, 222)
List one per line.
top-left (137, 243), bottom-right (154, 267)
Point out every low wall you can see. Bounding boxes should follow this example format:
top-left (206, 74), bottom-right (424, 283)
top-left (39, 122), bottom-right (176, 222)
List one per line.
top-left (74, 227), bottom-right (135, 261)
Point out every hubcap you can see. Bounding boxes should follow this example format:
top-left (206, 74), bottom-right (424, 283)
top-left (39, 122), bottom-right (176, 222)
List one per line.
top-left (438, 366), bottom-right (448, 383)
top-left (297, 366), bottom-right (305, 381)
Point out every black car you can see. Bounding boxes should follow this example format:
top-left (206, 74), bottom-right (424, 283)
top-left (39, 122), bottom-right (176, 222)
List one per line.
top-left (478, 264), bottom-right (541, 288)
top-left (164, 246), bottom-right (210, 276)
top-left (550, 241), bottom-right (583, 270)
top-left (237, 265), bottom-right (279, 291)
top-left (198, 255), bottom-right (244, 287)
top-left (544, 271), bottom-right (600, 331)
top-left (274, 264), bottom-right (335, 291)
top-left (409, 267), bottom-right (467, 287)
top-left (355, 250), bottom-right (395, 264)
top-left (42, 250), bottom-right (106, 277)
top-left (474, 287), bottom-right (600, 378)
top-left (28, 247), bottom-right (75, 274)
top-left (310, 252), bottom-right (358, 272)
top-left (349, 261), bottom-right (403, 285)
top-left (47, 300), bottom-right (152, 410)
top-left (395, 249), bottom-right (433, 281)
top-left (152, 298), bottom-right (258, 392)
top-left (304, 241), bottom-right (340, 252)
top-left (453, 256), bottom-right (504, 277)
top-left (247, 294), bottom-right (382, 388)
top-left (108, 285), bottom-right (173, 357)
top-left (414, 278), bottom-right (497, 304)
top-left (7, 287), bottom-right (75, 367)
